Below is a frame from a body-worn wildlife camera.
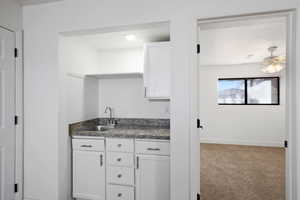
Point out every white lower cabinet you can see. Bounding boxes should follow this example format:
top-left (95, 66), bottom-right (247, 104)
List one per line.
top-left (72, 138), bottom-right (170, 200)
top-left (107, 139), bottom-right (135, 200)
top-left (135, 154), bottom-right (170, 200)
top-left (73, 150), bottom-right (106, 200)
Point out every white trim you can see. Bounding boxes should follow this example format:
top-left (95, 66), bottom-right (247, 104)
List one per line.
top-left (197, 9), bottom-right (293, 25)
top-left (296, 7), bottom-right (300, 200)
top-left (189, 17), bottom-right (200, 200)
top-left (86, 73), bottom-right (143, 79)
top-left (200, 139), bottom-right (283, 147)
top-left (194, 10), bottom-right (297, 200)
top-left (66, 72), bottom-right (85, 79)
top-left (285, 10), bottom-right (297, 200)
top-left (15, 31), bottom-right (24, 200)
top-left (20, 0), bottom-right (63, 6)
top-left (60, 21), bottom-right (170, 37)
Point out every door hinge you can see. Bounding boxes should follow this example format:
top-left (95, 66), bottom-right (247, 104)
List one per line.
top-left (197, 44), bottom-right (200, 54)
top-left (197, 193), bottom-right (200, 200)
top-left (284, 140), bottom-right (288, 148)
top-left (14, 116), bottom-right (18, 125)
top-left (14, 48), bottom-right (18, 58)
top-left (14, 183), bottom-right (18, 193)
top-left (197, 119), bottom-right (203, 129)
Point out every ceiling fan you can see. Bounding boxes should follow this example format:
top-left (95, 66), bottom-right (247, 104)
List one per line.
top-left (261, 46), bottom-right (286, 73)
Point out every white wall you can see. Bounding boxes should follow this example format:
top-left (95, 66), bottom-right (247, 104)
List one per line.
top-left (22, 1), bottom-right (300, 200)
top-left (0, 0), bottom-right (22, 31)
top-left (99, 77), bottom-right (170, 119)
top-left (66, 76), bottom-right (99, 123)
top-left (59, 37), bottom-right (102, 75)
top-left (97, 48), bottom-right (169, 119)
top-left (59, 37), bottom-right (100, 123)
top-left (56, 36), bottom-right (100, 200)
top-left (97, 48), bottom-right (143, 74)
top-left (199, 63), bottom-right (285, 147)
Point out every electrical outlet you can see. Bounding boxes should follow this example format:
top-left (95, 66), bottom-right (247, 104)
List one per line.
top-left (165, 105), bottom-right (170, 114)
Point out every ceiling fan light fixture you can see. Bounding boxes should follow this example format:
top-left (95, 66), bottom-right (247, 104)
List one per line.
top-left (261, 46), bottom-right (285, 74)
top-left (261, 63), bottom-right (284, 73)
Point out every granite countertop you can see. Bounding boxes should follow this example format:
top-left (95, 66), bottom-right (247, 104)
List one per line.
top-left (70, 118), bottom-right (170, 140)
top-left (72, 127), bottom-right (170, 140)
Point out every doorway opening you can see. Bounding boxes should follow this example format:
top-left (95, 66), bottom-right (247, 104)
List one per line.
top-left (196, 11), bottom-right (295, 200)
top-left (58, 22), bottom-right (171, 200)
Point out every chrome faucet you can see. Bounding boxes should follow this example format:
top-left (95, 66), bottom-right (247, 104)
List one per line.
top-left (104, 106), bottom-right (114, 126)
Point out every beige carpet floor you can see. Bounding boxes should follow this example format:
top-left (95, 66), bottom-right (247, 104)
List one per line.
top-left (200, 144), bottom-right (285, 200)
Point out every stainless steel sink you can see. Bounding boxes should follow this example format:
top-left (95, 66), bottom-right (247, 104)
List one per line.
top-left (97, 125), bottom-right (113, 132)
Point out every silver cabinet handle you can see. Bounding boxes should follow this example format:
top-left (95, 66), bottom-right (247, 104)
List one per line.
top-left (118, 193), bottom-right (122, 197)
top-left (117, 174), bottom-right (122, 178)
top-left (144, 87), bottom-right (147, 98)
top-left (117, 158), bottom-right (122, 162)
top-left (100, 154), bottom-right (103, 166)
top-left (81, 145), bottom-right (92, 148)
top-left (136, 156), bottom-right (139, 169)
top-left (147, 148), bottom-right (160, 151)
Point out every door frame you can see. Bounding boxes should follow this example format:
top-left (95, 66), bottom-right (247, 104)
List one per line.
top-left (0, 25), bottom-right (24, 200)
top-left (15, 30), bottom-right (23, 200)
top-left (192, 10), bottom-right (297, 200)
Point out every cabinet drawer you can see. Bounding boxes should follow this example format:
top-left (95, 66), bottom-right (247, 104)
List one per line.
top-left (135, 140), bottom-right (170, 155)
top-left (108, 166), bottom-right (134, 186)
top-left (107, 185), bottom-right (134, 200)
top-left (72, 139), bottom-right (105, 152)
top-left (107, 138), bottom-right (134, 153)
top-left (108, 152), bottom-right (134, 167)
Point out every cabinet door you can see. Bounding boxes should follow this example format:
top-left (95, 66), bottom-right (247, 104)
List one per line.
top-left (144, 42), bottom-right (171, 99)
top-left (73, 150), bottom-right (105, 200)
top-left (136, 155), bottom-right (170, 200)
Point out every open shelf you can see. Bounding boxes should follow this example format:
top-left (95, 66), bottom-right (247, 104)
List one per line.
top-left (86, 72), bottom-right (143, 79)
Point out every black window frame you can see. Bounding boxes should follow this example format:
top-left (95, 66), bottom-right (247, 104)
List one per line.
top-left (218, 77), bottom-right (280, 105)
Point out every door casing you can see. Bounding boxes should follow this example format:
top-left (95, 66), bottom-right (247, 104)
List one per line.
top-left (192, 10), bottom-right (297, 200)
top-left (0, 25), bottom-right (23, 200)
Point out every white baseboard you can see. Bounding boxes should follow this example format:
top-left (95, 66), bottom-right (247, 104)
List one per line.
top-left (200, 138), bottom-right (284, 147)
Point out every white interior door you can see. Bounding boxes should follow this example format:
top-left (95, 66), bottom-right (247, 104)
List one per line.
top-left (0, 27), bottom-right (16, 200)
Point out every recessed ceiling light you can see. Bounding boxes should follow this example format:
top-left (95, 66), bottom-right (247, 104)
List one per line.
top-left (125, 34), bottom-right (136, 41)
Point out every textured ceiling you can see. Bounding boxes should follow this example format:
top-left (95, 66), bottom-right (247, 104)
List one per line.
top-left (199, 16), bottom-right (286, 66)
top-left (64, 24), bottom-right (170, 51)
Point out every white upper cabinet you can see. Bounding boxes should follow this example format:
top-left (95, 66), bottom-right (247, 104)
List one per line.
top-left (143, 42), bottom-right (171, 99)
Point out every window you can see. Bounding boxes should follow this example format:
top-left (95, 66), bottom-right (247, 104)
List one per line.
top-left (218, 77), bottom-right (280, 105)
top-left (218, 79), bottom-right (245, 104)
